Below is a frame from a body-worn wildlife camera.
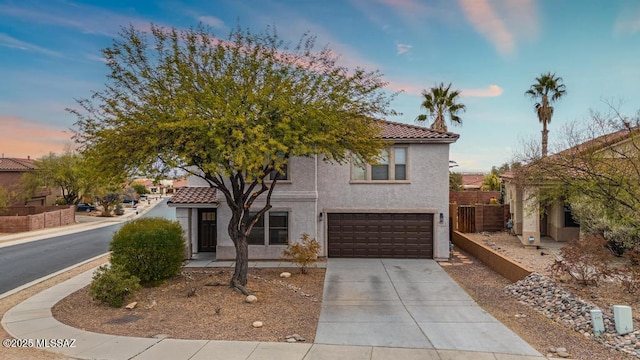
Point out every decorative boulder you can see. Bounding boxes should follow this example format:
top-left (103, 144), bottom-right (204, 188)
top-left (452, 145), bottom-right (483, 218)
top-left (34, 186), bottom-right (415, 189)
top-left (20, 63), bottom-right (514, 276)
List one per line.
top-left (245, 295), bottom-right (258, 303)
top-left (252, 321), bottom-right (264, 328)
top-left (280, 272), bottom-right (292, 278)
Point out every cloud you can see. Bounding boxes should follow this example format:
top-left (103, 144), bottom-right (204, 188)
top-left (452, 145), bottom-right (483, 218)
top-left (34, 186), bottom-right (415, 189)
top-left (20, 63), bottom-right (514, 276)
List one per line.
top-left (197, 15), bottom-right (226, 29)
top-left (396, 43), bottom-right (412, 55)
top-left (461, 84), bottom-right (503, 98)
top-left (614, 7), bottom-right (640, 34)
top-left (458, 0), bottom-right (538, 57)
top-left (0, 33), bottom-right (60, 57)
top-left (0, 3), bottom-right (152, 37)
top-left (386, 81), bottom-right (423, 95)
top-left (0, 116), bottom-right (73, 158)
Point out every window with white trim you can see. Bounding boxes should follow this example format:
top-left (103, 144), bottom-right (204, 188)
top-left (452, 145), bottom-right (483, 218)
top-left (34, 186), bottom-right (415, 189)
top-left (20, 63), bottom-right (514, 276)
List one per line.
top-left (351, 146), bottom-right (408, 182)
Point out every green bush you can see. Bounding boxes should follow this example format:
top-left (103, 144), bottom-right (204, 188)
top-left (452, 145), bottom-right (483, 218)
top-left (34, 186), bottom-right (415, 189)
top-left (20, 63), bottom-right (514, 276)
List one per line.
top-left (89, 264), bottom-right (141, 308)
top-left (114, 203), bottom-right (124, 216)
top-left (110, 217), bottom-right (185, 286)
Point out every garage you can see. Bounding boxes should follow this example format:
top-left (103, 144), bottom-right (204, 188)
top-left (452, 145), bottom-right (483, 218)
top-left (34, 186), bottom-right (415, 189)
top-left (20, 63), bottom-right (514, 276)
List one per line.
top-left (327, 213), bottom-right (434, 258)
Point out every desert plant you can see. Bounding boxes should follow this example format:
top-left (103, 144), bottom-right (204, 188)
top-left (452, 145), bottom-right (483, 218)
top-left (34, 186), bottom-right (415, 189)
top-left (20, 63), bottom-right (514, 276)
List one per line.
top-left (110, 217), bottom-right (185, 286)
top-left (114, 203), bottom-right (124, 215)
top-left (548, 235), bottom-right (618, 286)
top-left (282, 233), bottom-right (320, 274)
top-left (89, 264), bottom-right (141, 307)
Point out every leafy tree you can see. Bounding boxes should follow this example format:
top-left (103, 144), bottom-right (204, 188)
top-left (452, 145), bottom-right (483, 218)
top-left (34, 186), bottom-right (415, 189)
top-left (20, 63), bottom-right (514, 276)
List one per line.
top-left (449, 172), bottom-right (463, 191)
top-left (131, 183), bottom-right (149, 195)
top-left (415, 82), bottom-right (466, 132)
top-left (71, 24), bottom-right (396, 293)
top-left (525, 72), bottom-right (566, 157)
top-left (481, 173), bottom-right (501, 191)
top-left (0, 187), bottom-right (9, 208)
top-left (23, 151), bottom-right (89, 205)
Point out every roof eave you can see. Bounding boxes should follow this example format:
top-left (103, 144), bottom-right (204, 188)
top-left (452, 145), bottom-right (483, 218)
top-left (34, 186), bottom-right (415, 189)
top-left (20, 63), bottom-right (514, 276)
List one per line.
top-left (385, 138), bottom-right (459, 144)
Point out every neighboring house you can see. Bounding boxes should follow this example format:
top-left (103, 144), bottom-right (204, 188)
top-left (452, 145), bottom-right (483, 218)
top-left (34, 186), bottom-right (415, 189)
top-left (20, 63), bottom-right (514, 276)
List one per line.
top-left (0, 157), bottom-right (56, 206)
top-left (460, 173), bottom-right (484, 190)
top-left (168, 120), bottom-right (459, 261)
top-left (502, 127), bottom-right (635, 246)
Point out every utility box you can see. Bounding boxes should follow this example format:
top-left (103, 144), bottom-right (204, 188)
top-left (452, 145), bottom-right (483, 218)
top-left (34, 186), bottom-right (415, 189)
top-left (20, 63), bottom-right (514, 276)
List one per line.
top-left (613, 305), bottom-right (633, 335)
top-left (590, 309), bottom-right (605, 336)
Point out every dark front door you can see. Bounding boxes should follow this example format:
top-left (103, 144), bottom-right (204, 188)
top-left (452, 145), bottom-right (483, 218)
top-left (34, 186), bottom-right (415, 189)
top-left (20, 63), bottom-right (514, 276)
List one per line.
top-left (198, 209), bottom-right (217, 252)
top-left (327, 213), bottom-right (434, 258)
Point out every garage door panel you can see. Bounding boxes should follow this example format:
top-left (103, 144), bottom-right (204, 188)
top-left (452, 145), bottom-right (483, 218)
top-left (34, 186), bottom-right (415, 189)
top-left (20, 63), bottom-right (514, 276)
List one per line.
top-left (328, 213), bottom-right (433, 259)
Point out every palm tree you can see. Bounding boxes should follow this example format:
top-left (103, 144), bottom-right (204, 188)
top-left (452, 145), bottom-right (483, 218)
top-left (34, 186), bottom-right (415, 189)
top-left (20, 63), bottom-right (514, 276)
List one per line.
top-left (525, 72), bottom-right (566, 157)
top-left (415, 82), bottom-right (466, 132)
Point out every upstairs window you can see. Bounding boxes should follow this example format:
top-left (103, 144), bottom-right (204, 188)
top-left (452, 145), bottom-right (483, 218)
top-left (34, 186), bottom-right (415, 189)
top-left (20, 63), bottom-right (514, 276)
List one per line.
top-left (351, 146), bottom-right (409, 182)
top-left (269, 164), bottom-right (288, 181)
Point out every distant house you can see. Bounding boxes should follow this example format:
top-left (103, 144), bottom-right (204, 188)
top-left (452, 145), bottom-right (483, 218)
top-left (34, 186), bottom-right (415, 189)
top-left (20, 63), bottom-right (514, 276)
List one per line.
top-left (0, 157), bottom-right (55, 206)
top-left (460, 173), bottom-right (484, 190)
top-left (169, 120), bottom-right (459, 261)
top-left (502, 127), bottom-right (637, 246)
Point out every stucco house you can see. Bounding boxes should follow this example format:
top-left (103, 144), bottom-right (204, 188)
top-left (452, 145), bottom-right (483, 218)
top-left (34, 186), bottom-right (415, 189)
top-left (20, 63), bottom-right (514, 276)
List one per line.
top-left (168, 120), bottom-right (459, 261)
top-left (502, 126), bottom-right (637, 247)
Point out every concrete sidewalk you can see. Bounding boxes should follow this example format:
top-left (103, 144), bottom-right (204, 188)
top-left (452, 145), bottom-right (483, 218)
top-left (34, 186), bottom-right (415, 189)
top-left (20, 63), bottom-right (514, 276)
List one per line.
top-left (2, 266), bottom-right (550, 360)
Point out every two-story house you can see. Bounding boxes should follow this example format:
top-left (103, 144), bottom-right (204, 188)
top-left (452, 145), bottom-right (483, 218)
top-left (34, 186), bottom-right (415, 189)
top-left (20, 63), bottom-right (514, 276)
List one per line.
top-left (168, 120), bottom-right (459, 261)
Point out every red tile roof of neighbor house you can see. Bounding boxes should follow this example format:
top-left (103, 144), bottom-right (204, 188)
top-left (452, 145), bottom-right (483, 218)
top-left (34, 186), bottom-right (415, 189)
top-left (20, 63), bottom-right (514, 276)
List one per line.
top-left (461, 173), bottom-right (485, 189)
top-left (379, 120), bottom-right (459, 142)
top-left (168, 187), bottom-right (218, 204)
top-left (0, 157), bottom-right (37, 171)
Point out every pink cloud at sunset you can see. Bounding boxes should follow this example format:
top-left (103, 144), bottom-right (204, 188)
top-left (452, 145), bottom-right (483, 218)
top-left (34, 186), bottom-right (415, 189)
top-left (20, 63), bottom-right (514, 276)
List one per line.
top-left (0, 116), bottom-right (73, 159)
top-left (461, 84), bottom-right (503, 98)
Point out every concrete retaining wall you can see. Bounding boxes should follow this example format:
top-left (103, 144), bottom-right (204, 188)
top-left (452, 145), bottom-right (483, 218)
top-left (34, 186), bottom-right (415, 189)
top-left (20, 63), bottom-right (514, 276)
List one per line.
top-left (451, 231), bottom-right (532, 283)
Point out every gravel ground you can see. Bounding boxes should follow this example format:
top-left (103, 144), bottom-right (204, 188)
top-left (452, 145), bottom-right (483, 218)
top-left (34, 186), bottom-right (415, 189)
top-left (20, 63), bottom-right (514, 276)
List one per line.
top-left (443, 232), bottom-right (635, 360)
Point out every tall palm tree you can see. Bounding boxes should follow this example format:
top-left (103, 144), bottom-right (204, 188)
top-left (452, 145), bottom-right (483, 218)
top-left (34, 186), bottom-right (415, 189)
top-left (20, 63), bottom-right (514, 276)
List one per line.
top-left (525, 72), bottom-right (566, 157)
top-left (415, 82), bottom-right (466, 132)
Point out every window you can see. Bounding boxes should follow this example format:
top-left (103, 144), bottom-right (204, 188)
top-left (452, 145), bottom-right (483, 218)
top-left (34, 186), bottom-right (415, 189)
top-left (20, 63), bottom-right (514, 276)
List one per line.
top-left (269, 164), bottom-right (288, 181)
top-left (269, 212), bottom-right (289, 245)
top-left (351, 146), bottom-right (409, 182)
top-left (247, 211), bottom-right (289, 245)
top-left (371, 150), bottom-right (389, 180)
top-left (247, 212), bottom-right (265, 245)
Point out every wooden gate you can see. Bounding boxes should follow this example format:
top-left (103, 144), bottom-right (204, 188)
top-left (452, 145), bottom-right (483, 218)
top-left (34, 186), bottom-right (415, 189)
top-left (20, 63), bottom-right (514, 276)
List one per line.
top-left (457, 205), bottom-right (475, 233)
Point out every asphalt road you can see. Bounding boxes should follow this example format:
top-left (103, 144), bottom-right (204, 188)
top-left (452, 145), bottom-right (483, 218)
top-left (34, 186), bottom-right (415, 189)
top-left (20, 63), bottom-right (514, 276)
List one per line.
top-left (0, 199), bottom-right (176, 295)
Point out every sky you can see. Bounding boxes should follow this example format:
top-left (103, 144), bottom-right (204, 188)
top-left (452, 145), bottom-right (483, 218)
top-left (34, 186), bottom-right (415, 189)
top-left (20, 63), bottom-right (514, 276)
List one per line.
top-left (1, 0), bottom-right (639, 173)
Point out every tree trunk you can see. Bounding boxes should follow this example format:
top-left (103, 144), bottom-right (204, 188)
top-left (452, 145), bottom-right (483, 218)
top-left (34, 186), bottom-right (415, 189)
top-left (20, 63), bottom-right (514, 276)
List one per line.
top-left (230, 234), bottom-right (252, 295)
top-left (541, 121), bottom-right (548, 157)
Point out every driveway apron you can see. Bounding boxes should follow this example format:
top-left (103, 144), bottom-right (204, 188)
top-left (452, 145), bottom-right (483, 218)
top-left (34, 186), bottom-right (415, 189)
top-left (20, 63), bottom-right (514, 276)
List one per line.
top-left (315, 258), bottom-right (541, 356)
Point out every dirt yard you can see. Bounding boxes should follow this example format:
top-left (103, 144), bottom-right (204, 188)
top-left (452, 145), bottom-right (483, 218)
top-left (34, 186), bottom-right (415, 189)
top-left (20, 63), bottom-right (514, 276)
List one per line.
top-left (52, 267), bottom-right (325, 343)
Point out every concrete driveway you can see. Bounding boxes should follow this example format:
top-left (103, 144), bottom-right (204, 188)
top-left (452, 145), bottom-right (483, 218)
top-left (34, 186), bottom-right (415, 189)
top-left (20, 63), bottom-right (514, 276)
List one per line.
top-left (315, 258), bottom-right (541, 356)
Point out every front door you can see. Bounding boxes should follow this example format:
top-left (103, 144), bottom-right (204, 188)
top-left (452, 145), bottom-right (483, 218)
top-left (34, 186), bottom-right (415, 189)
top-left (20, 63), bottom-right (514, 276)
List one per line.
top-left (198, 209), bottom-right (217, 252)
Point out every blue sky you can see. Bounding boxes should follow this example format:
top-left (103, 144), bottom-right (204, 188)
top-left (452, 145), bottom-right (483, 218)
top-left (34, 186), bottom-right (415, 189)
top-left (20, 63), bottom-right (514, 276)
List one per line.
top-left (1, 0), bottom-right (639, 172)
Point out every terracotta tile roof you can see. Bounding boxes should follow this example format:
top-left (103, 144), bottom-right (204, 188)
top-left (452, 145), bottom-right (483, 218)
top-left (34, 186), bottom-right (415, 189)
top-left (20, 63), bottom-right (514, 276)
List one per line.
top-left (0, 158), bottom-right (37, 171)
top-left (461, 173), bottom-right (485, 189)
top-left (168, 187), bottom-right (218, 205)
top-left (379, 120), bottom-right (459, 142)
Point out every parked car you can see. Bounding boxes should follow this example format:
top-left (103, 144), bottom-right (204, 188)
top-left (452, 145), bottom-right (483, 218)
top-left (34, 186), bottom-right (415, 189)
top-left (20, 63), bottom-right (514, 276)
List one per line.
top-left (76, 203), bottom-right (96, 212)
top-left (121, 198), bottom-right (139, 206)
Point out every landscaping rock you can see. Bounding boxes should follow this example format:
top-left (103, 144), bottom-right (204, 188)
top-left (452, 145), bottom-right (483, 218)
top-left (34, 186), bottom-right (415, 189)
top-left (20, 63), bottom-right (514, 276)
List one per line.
top-left (245, 295), bottom-right (258, 303)
top-left (252, 321), bottom-right (263, 328)
top-left (125, 302), bottom-right (137, 309)
top-left (286, 338), bottom-right (297, 343)
top-left (506, 273), bottom-right (640, 358)
top-left (280, 272), bottom-right (291, 278)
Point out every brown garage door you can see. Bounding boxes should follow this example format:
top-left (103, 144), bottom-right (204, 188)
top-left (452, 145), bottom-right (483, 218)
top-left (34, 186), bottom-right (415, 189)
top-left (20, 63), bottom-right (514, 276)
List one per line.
top-left (327, 213), bottom-right (433, 258)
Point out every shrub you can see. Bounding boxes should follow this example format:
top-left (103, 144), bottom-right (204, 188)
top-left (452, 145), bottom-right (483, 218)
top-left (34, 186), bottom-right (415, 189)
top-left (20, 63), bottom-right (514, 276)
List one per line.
top-left (110, 217), bottom-right (185, 286)
top-left (548, 235), bottom-right (618, 286)
top-left (282, 233), bottom-right (320, 274)
top-left (89, 264), bottom-right (141, 307)
top-left (114, 203), bottom-right (124, 216)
